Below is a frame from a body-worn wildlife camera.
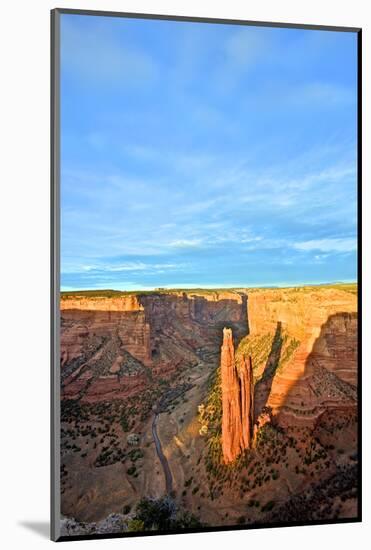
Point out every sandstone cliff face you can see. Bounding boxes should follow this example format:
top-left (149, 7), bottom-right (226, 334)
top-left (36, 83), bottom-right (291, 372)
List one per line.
top-left (60, 295), bottom-right (144, 312)
top-left (239, 354), bottom-right (254, 450)
top-left (247, 287), bottom-right (357, 427)
top-left (60, 286), bottom-right (357, 427)
top-left (221, 328), bottom-right (254, 463)
top-left (61, 291), bottom-right (248, 403)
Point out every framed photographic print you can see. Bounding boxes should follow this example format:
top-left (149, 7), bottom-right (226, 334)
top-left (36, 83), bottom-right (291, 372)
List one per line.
top-left (51, 8), bottom-right (361, 542)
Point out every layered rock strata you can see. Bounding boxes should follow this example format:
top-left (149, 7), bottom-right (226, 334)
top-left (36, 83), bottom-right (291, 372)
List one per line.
top-left (247, 287), bottom-right (357, 427)
top-left (61, 291), bottom-right (248, 403)
top-left (221, 328), bottom-right (254, 464)
top-left (239, 354), bottom-right (254, 449)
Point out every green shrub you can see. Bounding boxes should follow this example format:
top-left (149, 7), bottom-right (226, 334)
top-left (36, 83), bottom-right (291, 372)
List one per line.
top-left (135, 496), bottom-right (176, 530)
top-left (262, 500), bottom-right (275, 512)
top-left (127, 519), bottom-right (144, 532)
top-left (184, 477), bottom-right (193, 487)
top-left (237, 516), bottom-right (246, 524)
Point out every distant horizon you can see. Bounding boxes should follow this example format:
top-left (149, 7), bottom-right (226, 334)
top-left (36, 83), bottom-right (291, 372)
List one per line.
top-left (61, 279), bottom-right (357, 293)
top-left (61, 15), bottom-right (357, 291)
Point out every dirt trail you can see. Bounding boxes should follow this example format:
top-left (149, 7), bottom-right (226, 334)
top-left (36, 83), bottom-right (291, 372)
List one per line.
top-left (152, 413), bottom-right (173, 494)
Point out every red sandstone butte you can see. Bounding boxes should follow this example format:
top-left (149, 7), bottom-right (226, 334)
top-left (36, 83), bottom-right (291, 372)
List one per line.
top-left (221, 328), bottom-right (254, 464)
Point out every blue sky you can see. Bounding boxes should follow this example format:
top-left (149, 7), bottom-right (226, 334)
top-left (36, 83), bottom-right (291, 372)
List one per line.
top-left (60, 14), bottom-right (358, 291)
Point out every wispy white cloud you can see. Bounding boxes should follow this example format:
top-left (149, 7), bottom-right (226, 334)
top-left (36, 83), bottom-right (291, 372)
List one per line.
top-left (210, 26), bottom-right (272, 94)
top-left (293, 237), bottom-right (356, 253)
top-left (122, 144), bottom-right (217, 175)
top-left (288, 82), bottom-right (355, 107)
top-left (61, 16), bottom-right (157, 88)
top-left (225, 27), bottom-right (266, 67)
top-left (62, 149), bottom-right (356, 265)
top-left (62, 261), bottom-right (186, 278)
top-left (83, 262), bottom-right (183, 273)
top-left (61, 17), bottom-right (357, 290)
top-left (169, 239), bottom-right (203, 249)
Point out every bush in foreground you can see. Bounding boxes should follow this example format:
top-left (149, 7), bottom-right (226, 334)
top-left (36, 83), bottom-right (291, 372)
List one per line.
top-left (130, 496), bottom-right (202, 532)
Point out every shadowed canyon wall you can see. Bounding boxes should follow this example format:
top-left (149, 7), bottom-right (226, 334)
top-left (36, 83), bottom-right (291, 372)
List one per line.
top-left (60, 286), bottom-right (358, 528)
top-left (276, 311), bottom-right (358, 428)
top-left (61, 287), bottom-right (357, 431)
top-left (60, 291), bottom-right (248, 403)
top-left (247, 288), bottom-right (357, 427)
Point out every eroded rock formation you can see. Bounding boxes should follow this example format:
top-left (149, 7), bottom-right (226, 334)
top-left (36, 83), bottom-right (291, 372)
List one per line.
top-left (60, 291), bottom-right (248, 403)
top-left (221, 328), bottom-right (254, 463)
top-left (239, 354), bottom-right (254, 449)
top-left (247, 287), bottom-right (357, 427)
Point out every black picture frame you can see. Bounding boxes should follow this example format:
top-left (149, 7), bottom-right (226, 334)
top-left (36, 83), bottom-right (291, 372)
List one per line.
top-left (51, 8), bottom-right (362, 542)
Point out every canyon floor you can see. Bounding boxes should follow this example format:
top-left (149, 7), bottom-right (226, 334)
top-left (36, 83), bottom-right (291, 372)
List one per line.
top-left (59, 283), bottom-right (358, 536)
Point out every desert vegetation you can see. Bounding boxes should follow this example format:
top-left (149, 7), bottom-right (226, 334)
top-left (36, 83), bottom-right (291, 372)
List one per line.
top-left (60, 285), bottom-right (358, 531)
top-left (127, 496), bottom-right (202, 532)
top-left (236, 330), bottom-right (300, 380)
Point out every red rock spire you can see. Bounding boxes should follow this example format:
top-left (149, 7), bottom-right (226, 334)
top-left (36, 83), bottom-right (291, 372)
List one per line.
top-left (221, 328), bottom-right (254, 463)
top-left (239, 354), bottom-right (254, 450)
